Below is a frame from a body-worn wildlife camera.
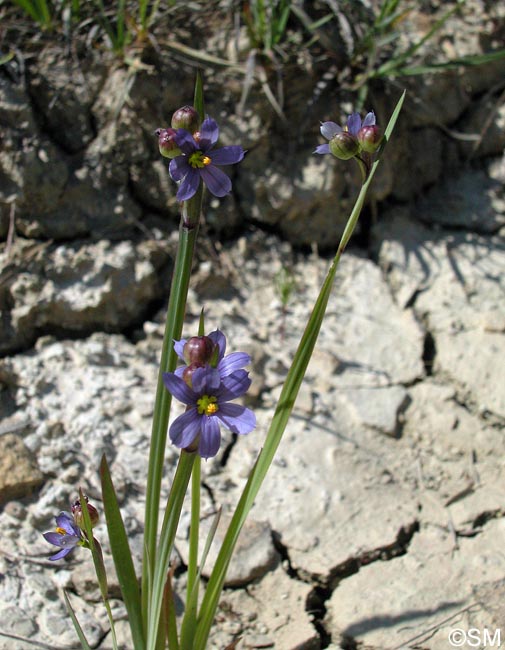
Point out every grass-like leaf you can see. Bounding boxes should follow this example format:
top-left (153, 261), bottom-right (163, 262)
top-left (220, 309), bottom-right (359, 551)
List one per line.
top-left (146, 450), bottom-right (196, 650)
top-left (193, 70), bottom-right (205, 126)
top-left (63, 590), bottom-right (93, 650)
top-left (100, 455), bottom-right (145, 650)
top-left (11, 0), bottom-right (51, 26)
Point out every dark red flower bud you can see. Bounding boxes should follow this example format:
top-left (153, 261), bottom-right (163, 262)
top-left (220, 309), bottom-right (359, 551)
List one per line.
top-left (329, 131), bottom-right (359, 160)
top-left (156, 127), bottom-right (181, 159)
top-left (182, 362), bottom-right (200, 388)
top-left (171, 105), bottom-right (199, 132)
top-left (357, 125), bottom-right (382, 153)
top-left (183, 336), bottom-right (215, 365)
top-left (72, 497), bottom-right (99, 529)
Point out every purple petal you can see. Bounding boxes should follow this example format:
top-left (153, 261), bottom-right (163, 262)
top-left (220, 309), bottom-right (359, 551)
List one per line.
top-left (210, 146), bottom-right (245, 166)
top-left (314, 144), bottom-right (331, 155)
top-left (362, 111), bottom-right (376, 127)
top-left (174, 129), bottom-right (198, 154)
top-left (163, 372), bottom-right (196, 405)
top-left (55, 512), bottom-right (79, 536)
top-left (216, 403), bottom-right (256, 435)
top-left (320, 121), bottom-right (342, 140)
top-left (176, 168), bottom-right (201, 201)
top-left (43, 532), bottom-right (66, 546)
top-left (175, 367), bottom-right (185, 378)
top-left (218, 352), bottom-right (251, 377)
top-left (199, 117), bottom-right (219, 150)
top-left (217, 370), bottom-right (251, 401)
top-left (199, 416), bottom-right (221, 458)
top-left (191, 366), bottom-right (221, 395)
top-left (209, 330), bottom-right (226, 360)
top-left (169, 409), bottom-right (201, 449)
top-left (173, 339), bottom-right (187, 361)
top-left (49, 547), bottom-right (73, 561)
top-left (347, 113), bottom-right (362, 136)
top-left (200, 165), bottom-right (232, 197)
top-left (169, 156), bottom-right (191, 182)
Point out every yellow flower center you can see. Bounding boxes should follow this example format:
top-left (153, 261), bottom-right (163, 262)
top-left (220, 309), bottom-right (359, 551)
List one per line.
top-left (55, 527), bottom-right (67, 536)
top-left (189, 151), bottom-right (212, 168)
top-left (197, 395), bottom-right (219, 416)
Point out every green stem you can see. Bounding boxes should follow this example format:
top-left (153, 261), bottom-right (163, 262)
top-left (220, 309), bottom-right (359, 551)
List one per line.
top-left (179, 456), bottom-right (201, 650)
top-left (142, 186), bottom-right (202, 630)
top-left (146, 450), bottom-right (196, 650)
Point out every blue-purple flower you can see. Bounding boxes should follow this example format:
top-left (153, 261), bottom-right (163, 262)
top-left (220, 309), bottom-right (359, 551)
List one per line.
top-left (314, 111), bottom-right (377, 159)
top-left (163, 338), bottom-right (256, 459)
top-left (43, 512), bottom-right (84, 561)
top-left (169, 117), bottom-right (245, 201)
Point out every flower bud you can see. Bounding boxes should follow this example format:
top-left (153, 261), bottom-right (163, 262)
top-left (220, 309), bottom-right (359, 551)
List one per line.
top-left (357, 125), bottom-right (382, 153)
top-left (156, 127), bottom-right (181, 159)
top-left (183, 336), bottom-right (215, 365)
top-left (72, 497), bottom-right (99, 529)
top-left (329, 132), bottom-right (359, 160)
top-left (171, 105), bottom-right (199, 133)
top-left (182, 362), bottom-right (200, 388)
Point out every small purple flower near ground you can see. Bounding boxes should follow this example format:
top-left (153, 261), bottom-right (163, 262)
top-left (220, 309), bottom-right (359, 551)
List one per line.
top-left (169, 117), bottom-right (245, 201)
top-left (43, 512), bottom-right (84, 560)
top-left (163, 360), bottom-right (256, 459)
top-left (314, 111), bottom-right (377, 156)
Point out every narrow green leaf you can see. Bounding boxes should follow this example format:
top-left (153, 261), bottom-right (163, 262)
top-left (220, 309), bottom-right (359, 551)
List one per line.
top-left (376, 0), bottom-right (465, 76)
top-left (146, 451), bottom-right (196, 650)
top-left (142, 216), bottom-right (200, 624)
top-left (78, 489), bottom-right (119, 650)
top-left (63, 590), bottom-right (93, 650)
top-left (383, 48), bottom-right (505, 77)
top-left (164, 568), bottom-right (180, 650)
top-left (193, 71), bottom-right (205, 125)
top-left (192, 91), bottom-right (406, 650)
top-left (179, 456), bottom-right (201, 650)
top-left (100, 455), bottom-right (146, 650)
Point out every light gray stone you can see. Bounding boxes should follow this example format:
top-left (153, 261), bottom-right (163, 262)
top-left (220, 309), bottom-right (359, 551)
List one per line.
top-left (325, 520), bottom-right (505, 650)
top-left (374, 211), bottom-right (505, 418)
top-left (176, 515), bottom-right (279, 587)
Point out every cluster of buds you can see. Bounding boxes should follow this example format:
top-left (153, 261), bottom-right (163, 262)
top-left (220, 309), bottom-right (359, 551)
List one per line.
top-left (181, 335), bottom-right (218, 388)
top-left (315, 111), bottom-right (382, 161)
top-left (156, 105), bottom-right (200, 160)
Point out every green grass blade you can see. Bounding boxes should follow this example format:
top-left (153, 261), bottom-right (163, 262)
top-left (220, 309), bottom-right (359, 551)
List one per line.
top-left (164, 567), bottom-right (180, 650)
top-left (100, 455), bottom-right (145, 650)
top-left (193, 70), bottom-right (205, 125)
top-left (179, 456), bottom-right (201, 650)
top-left (63, 590), bottom-right (93, 650)
top-left (12, 0), bottom-right (51, 25)
top-left (376, 0), bottom-right (465, 76)
top-left (142, 186), bottom-right (202, 626)
top-left (384, 48), bottom-right (505, 77)
top-left (78, 489), bottom-right (119, 650)
top-left (192, 91), bottom-right (406, 650)
top-left (146, 451), bottom-right (196, 650)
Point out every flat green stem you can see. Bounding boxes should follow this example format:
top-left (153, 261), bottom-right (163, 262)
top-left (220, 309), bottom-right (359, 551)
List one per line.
top-left (146, 450), bottom-right (196, 650)
top-left (142, 188), bottom-right (202, 628)
top-left (179, 455), bottom-right (201, 650)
